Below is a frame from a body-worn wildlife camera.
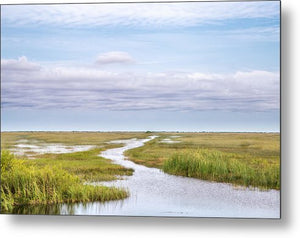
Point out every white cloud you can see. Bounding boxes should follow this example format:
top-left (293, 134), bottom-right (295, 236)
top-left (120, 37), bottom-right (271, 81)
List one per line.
top-left (96, 51), bottom-right (135, 65)
top-left (1, 57), bottom-right (279, 112)
top-left (1, 2), bottom-right (279, 28)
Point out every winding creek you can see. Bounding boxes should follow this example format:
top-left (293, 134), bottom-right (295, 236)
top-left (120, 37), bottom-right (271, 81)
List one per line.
top-left (14, 136), bottom-right (280, 217)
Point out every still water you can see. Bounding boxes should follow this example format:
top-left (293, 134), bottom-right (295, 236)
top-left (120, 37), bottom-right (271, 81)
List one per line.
top-left (14, 136), bottom-right (280, 218)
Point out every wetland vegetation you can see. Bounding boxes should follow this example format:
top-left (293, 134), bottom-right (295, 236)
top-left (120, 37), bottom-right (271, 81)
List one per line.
top-left (1, 132), bottom-right (150, 213)
top-left (1, 150), bottom-right (128, 213)
top-left (125, 132), bottom-right (280, 190)
top-left (0, 131), bottom-right (280, 214)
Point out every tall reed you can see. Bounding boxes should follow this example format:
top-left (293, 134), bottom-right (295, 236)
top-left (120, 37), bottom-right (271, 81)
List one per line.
top-left (1, 151), bottom-right (128, 213)
top-left (163, 149), bottom-right (279, 190)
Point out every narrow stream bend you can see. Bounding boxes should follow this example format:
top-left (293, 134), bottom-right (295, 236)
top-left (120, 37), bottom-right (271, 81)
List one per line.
top-left (71, 136), bottom-right (280, 218)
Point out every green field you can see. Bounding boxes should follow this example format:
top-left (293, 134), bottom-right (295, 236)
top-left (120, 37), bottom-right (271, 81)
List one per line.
top-left (1, 131), bottom-right (280, 213)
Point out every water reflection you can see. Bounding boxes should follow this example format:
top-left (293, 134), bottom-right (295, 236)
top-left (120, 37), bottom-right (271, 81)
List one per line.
top-left (12, 204), bottom-right (68, 215)
top-left (11, 200), bottom-right (130, 216)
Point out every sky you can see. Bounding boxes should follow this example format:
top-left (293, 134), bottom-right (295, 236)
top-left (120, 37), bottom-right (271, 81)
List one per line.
top-left (1, 1), bottom-right (280, 132)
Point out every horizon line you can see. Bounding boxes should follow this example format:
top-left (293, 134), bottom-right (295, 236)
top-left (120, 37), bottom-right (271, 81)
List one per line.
top-left (0, 130), bottom-right (280, 133)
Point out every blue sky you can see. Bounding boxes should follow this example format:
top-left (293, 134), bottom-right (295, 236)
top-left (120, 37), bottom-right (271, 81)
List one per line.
top-left (1, 1), bottom-right (280, 132)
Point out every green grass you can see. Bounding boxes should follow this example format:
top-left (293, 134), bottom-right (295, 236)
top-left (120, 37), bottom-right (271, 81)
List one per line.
top-left (163, 149), bottom-right (279, 190)
top-left (1, 150), bottom-right (128, 213)
top-left (125, 132), bottom-right (280, 190)
top-left (32, 146), bottom-right (134, 182)
top-left (0, 131), bottom-right (154, 213)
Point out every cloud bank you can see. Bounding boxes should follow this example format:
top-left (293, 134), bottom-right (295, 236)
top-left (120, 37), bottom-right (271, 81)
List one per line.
top-left (1, 56), bottom-right (41, 72)
top-left (1, 56), bottom-right (279, 112)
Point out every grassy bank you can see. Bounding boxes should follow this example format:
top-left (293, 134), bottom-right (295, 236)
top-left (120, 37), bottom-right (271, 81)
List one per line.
top-left (1, 132), bottom-right (153, 213)
top-left (1, 150), bottom-right (128, 213)
top-left (125, 133), bottom-right (280, 190)
top-left (32, 147), bottom-right (134, 182)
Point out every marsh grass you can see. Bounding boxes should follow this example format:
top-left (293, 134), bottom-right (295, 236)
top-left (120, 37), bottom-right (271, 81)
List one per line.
top-left (1, 131), bottom-right (280, 213)
top-left (125, 132), bottom-right (280, 190)
top-left (1, 150), bottom-right (128, 213)
top-left (1, 131), bottom-right (150, 149)
top-left (1, 132), bottom-right (152, 213)
top-left (163, 149), bottom-right (279, 190)
top-left (32, 146), bottom-right (134, 182)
